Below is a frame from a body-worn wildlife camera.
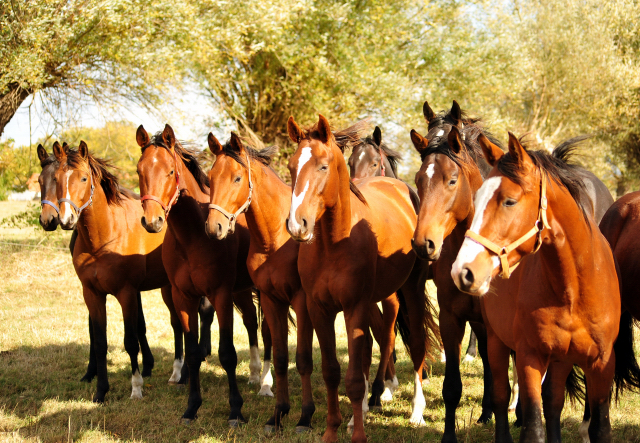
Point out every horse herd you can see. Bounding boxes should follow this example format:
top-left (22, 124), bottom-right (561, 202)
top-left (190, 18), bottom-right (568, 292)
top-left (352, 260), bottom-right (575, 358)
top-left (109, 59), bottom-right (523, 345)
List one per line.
top-left (32, 100), bottom-right (640, 443)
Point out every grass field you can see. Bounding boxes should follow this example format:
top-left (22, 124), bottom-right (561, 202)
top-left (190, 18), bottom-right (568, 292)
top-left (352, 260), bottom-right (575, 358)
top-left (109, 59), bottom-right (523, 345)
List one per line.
top-left (0, 201), bottom-right (639, 442)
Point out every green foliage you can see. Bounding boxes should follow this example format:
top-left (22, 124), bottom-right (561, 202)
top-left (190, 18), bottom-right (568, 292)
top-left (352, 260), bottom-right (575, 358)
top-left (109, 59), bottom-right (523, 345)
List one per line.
top-left (1, 202), bottom-right (40, 228)
top-left (0, 139), bottom-right (36, 200)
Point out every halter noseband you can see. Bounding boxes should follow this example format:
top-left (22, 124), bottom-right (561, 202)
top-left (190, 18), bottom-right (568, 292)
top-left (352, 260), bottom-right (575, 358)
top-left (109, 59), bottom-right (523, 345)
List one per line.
top-left (140, 149), bottom-right (181, 219)
top-left (41, 199), bottom-right (60, 214)
top-left (58, 171), bottom-right (95, 218)
top-left (208, 153), bottom-right (253, 234)
top-left (464, 171), bottom-right (550, 279)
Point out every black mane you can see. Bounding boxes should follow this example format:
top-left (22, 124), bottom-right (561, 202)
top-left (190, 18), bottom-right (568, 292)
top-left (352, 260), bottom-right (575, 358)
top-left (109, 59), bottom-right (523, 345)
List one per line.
top-left (41, 154), bottom-right (57, 168)
top-left (496, 136), bottom-right (590, 222)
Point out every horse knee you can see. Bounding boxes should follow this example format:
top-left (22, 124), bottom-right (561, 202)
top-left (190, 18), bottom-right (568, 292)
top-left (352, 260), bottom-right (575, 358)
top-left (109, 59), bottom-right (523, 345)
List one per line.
top-left (295, 351), bottom-right (313, 375)
top-left (273, 351), bottom-right (289, 376)
top-left (218, 341), bottom-right (238, 370)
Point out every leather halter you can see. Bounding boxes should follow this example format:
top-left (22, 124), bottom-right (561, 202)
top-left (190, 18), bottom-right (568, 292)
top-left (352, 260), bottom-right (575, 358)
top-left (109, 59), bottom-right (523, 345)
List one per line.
top-left (41, 199), bottom-right (60, 214)
top-left (208, 153), bottom-right (253, 234)
top-left (140, 149), bottom-right (180, 219)
top-left (58, 171), bottom-right (95, 218)
top-left (464, 171), bottom-right (551, 279)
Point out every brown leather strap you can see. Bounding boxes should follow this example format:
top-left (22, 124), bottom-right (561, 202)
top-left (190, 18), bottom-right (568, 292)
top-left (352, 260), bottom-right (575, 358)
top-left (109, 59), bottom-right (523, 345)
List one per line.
top-left (140, 150), bottom-right (180, 219)
top-left (208, 152), bottom-right (253, 234)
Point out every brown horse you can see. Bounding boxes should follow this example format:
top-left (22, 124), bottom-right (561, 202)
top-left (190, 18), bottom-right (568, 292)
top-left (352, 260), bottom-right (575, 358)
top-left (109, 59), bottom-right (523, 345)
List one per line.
top-left (204, 132), bottom-right (315, 432)
top-left (286, 115), bottom-right (437, 442)
top-left (53, 141), bottom-right (172, 402)
top-left (136, 125), bottom-right (266, 426)
top-left (451, 133), bottom-right (638, 442)
top-left (409, 100), bottom-right (497, 443)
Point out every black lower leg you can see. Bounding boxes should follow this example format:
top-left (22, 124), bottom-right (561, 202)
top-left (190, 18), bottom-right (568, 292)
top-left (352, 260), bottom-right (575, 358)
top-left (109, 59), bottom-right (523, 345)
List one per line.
top-left (182, 332), bottom-right (203, 421)
top-left (136, 292), bottom-right (154, 377)
top-left (198, 297), bottom-right (214, 358)
top-left (219, 329), bottom-right (244, 424)
top-left (81, 315), bottom-right (97, 382)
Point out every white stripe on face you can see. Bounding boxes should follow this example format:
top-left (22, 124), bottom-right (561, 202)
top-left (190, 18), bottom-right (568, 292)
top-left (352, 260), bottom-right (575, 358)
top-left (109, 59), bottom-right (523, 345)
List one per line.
top-left (452, 177), bottom-right (502, 273)
top-left (60, 170), bottom-right (73, 224)
top-left (358, 150), bottom-right (365, 162)
top-left (288, 147), bottom-right (312, 232)
top-left (426, 163), bottom-right (435, 179)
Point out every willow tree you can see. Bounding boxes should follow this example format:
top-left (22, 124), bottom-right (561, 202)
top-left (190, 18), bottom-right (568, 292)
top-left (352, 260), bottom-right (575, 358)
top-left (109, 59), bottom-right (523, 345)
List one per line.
top-left (0, 0), bottom-right (191, 137)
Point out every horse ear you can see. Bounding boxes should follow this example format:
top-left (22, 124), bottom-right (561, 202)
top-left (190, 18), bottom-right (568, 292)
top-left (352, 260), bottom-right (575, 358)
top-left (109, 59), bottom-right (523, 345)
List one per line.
top-left (162, 124), bottom-right (176, 150)
top-left (450, 100), bottom-right (462, 123)
top-left (423, 100), bottom-right (436, 123)
top-left (37, 144), bottom-right (48, 163)
top-left (78, 140), bottom-right (89, 159)
top-left (373, 126), bottom-right (382, 146)
top-left (287, 116), bottom-right (304, 144)
top-left (507, 132), bottom-right (532, 168)
top-left (410, 129), bottom-right (428, 153)
top-left (52, 141), bottom-right (66, 162)
top-left (136, 125), bottom-right (150, 148)
top-left (229, 132), bottom-right (246, 155)
top-left (317, 114), bottom-right (332, 145)
top-left (478, 133), bottom-right (504, 167)
top-left (207, 133), bottom-right (223, 155)
top-left (62, 142), bottom-right (69, 153)
top-left (447, 126), bottom-right (463, 154)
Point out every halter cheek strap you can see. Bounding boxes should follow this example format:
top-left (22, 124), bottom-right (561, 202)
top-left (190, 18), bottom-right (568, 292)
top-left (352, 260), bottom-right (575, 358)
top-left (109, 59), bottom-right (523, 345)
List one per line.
top-left (140, 150), bottom-right (181, 219)
top-left (208, 153), bottom-right (253, 234)
top-left (378, 146), bottom-right (387, 177)
top-left (41, 200), bottom-right (60, 214)
top-left (58, 173), bottom-right (95, 218)
top-left (464, 171), bottom-right (550, 279)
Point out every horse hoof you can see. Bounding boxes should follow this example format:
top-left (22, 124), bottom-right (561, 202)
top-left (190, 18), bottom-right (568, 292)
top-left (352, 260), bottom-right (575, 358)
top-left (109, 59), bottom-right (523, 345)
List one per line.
top-left (463, 354), bottom-right (475, 364)
top-left (347, 424), bottom-right (354, 435)
top-left (369, 405), bottom-right (382, 412)
top-left (80, 374), bottom-right (95, 383)
top-left (295, 426), bottom-right (312, 434)
top-left (476, 413), bottom-right (492, 424)
top-left (248, 375), bottom-right (260, 385)
top-left (228, 419), bottom-right (246, 428)
top-left (182, 418), bottom-right (193, 425)
top-left (409, 416), bottom-right (426, 427)
top-left (258, 386), bottom-right (274, 397)
top-left (264, 424), bottom-right (277, 434)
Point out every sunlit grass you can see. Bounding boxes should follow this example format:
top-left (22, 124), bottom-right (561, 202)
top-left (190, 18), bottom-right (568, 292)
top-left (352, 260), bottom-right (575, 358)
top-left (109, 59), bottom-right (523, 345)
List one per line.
top-left (0, 202), bottom-right (639, 442)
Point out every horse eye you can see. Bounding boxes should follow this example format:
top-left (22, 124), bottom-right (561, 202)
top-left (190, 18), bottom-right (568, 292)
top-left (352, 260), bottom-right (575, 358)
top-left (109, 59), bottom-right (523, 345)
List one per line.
top-left (234, 176), bottom-right (242, 183)
top-left (372, 163), bottom-right (378, 168)
top-left (448, 179), bottom-right (458, 186)
top-left (169, 170), bottom-right (174, 175)
top-left (319, 165), bottom-right (328, 172)
top-left (81, 177), bottom-right (88, 182)
top-left (504, 198), bottom-right (517, 207)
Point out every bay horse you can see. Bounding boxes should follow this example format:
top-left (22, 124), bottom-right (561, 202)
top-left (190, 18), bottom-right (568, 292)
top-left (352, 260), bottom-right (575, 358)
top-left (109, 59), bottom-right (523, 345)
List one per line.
top-left (409, 100), bottom-right (498, 443)
top-left (41, 142), bottom-right (217, 387)
top-left (204, 132), bottom-right (315, 432)
top-left (136, 124), bottom-right (269, 426)
top-left (287, 115), bottom-right (438, 442)
top-left (451, 133), bottom-right (640, 442)
top-left (53, 141), bottom-right (173, 402)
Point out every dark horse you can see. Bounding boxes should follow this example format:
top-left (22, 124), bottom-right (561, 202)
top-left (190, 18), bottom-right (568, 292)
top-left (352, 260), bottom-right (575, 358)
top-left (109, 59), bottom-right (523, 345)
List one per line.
top-left (452, 133), bottom-right (640, 442)
top-left (136, 125), bottom-right (265, 426)
top-left (287, 115), bottom-right (439, 442)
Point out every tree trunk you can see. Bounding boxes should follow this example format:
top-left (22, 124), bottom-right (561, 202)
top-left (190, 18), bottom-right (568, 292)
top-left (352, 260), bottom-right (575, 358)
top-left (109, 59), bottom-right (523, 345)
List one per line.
top-left (616, 175), bottom-right (629, 200)
top-left (0, 83), bottom-right (32, 138)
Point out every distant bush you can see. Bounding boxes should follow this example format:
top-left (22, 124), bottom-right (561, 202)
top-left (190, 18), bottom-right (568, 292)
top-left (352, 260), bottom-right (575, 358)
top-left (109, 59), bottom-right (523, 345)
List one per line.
top-left (1, 202), bottom-right (40, 229)
top-left (0, 139), bottom-right (37, 201)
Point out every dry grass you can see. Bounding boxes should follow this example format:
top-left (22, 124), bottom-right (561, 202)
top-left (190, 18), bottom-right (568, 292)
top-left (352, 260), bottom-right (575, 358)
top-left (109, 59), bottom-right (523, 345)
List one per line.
top-left (0, 202), bottom-right (639, 442)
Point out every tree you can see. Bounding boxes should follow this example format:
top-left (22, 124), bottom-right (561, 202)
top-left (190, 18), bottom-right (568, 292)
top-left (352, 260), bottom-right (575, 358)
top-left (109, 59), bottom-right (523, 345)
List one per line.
top-left (0, 0), bottom-right (191, 137)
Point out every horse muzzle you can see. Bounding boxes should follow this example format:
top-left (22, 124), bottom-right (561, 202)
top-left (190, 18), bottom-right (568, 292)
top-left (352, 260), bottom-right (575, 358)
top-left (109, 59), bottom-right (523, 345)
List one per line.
top-left (39, 212), bottom-right (59, 231)
top-left (411, 236), bottom-right (442, 261)
top-left (141, 214), bottom-right (164, 233)
top-left (205, 213), bottom-right (230, 241)
top-left (286, 216), bottom-right (314, 243)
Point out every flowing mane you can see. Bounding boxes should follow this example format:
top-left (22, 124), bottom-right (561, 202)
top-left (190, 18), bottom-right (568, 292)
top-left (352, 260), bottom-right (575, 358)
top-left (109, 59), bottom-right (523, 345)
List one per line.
top-left (304, 119), bottom-right (370, 205)
top-left (41, 154), bottom-right (58, 168)
top-left (352, 135), bottom-right (403, 177)
top-left (65, 149), bottom-right (137, 206)
top-left (143, 133), bottom-right (210, 192)
top-left (496, 136), bottom-right (590, 223)
top-left (424, 108), bottom-right (501, 178)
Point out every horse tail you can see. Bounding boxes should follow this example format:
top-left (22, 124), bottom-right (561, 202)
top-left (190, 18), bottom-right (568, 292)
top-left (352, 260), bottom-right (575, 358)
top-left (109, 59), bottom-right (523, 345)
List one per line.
top-left (565, 365), bottom-right (586, 405)
top-left (395, 289), bottom-right (412, 355)
top-left (396, 285), bottom-right (441, 361)
top-left (254, 287), bottom-right (296, 330)
top-left (613, 310), bottom-right (640, 400)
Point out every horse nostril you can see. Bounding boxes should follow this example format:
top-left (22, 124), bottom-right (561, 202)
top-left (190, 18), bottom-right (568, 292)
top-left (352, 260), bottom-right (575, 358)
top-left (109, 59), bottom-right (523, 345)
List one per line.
top-left (301, 217), bottom-right (307, 229)
top-left (426, 239), bottom-right (436, 255)
top-left (217, 223), bottom-right (222, 233)
top-left (461, 267), bottom-right (475, 286)
top-left (141, 216), bottom-right (147, 226)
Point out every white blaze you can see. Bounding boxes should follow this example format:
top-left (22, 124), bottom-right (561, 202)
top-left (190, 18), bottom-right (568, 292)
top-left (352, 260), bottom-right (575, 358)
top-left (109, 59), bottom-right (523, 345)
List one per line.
top-left (452, 177), bottom-right (502, 275)
top-left (426, 163), bottom-right (435, 179)
top-left (60, 171), bottom-right (73, 224)
top-left (358, 151), bottom-right (365, 161)
top-left (288, 147), bottom-right (312, 233)
top-left (436, 129), bottom-right (445, 137)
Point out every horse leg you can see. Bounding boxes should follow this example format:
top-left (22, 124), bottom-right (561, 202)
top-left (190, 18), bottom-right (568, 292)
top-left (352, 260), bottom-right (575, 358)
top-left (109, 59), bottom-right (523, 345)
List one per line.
top-left (369, 303), bottom-right (398, 402)
top-left (80, 315), bottom-right (98, 382)
top-left (584, 357), bottom-right (614, 443)
top-left (509, 353), bottom-right (520, 413)
top-left (469, 321), bottom-right (493, 424)
top-left (83, 287), bottom-right (110, 402)
top-left (349, 320), bottom-right (373, 433)
top-left (368, 296), bottom-right (398, 411)
top-left (259, 309), bottom-right (274, 397)
top-left (261, 295), bottom-right (290, 432)
top-left (213, 289), bottom-right (245, 427)
top-left (440, 310), bottom-right (465, 443)
top-left (118, 287), bottom-right (144, 399)
top-left (174, 290), bottom-right (203, 422)
top-left (343, 303), bottom-right (371, 443)
top-left (515, 352), bottom-right (547, 443)
top-left (486, 329), bottom-right (513, 443)
top-left (136, 291), bottom-right (154, 377)
top-left (464, 329), bottom-right (478, 362)
top-left (234, 288), bottom-right (261, 384)
top-left (198, 297), bottom-right (214, 358)
top-left (292, 291), bottom-right (315, 432)
top-left (580, 394), bottom-right (591, 443)
top-left (307, 297), bottom-right (341, 443)
top-left (542, 361), bottom-right (573, 443)
top-left (161, 285), bottom-right (185, 384)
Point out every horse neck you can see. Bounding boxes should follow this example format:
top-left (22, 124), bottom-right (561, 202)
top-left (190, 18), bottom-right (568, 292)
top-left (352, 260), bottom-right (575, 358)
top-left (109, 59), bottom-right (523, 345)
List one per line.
top-left (245, 163), bottom-right (291, 253)
top-left (76, 182), bottom-right (114, 252)
top-left (317, 154), bottom-right (353, 245)
top-left (537, 180), bottom-right (599, 298)
top-left (456, 162), bottom-right (484, 242)
top-left (166, 158), bottom-right (209, 242)
top-left (381, 156), bottom-right (396, 178)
